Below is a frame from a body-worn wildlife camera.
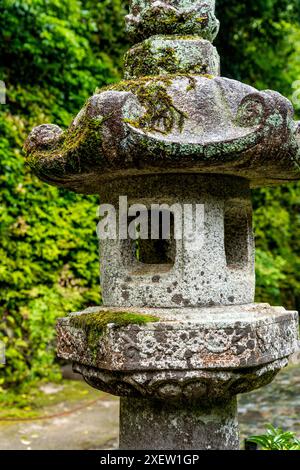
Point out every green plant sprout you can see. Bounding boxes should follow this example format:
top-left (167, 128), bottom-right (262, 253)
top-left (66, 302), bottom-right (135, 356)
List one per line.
top-left (248, 425), bottom-right (300, 450)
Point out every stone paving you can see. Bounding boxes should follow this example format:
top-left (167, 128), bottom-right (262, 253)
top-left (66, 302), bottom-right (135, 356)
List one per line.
top-left (0, 362), bottom-right (299, 450)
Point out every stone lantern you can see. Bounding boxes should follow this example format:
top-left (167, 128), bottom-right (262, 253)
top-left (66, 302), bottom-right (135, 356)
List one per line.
top-left (25, 0), bottom-right (300, 450)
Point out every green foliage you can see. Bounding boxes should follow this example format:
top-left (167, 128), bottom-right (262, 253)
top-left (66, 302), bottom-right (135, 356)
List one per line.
top-left (253, 187), bottom-right (300, 309)
top-left (0, 0), bottom-right (128, 395)
top-left (248, 425), bottom-right (300, 450)
top-left (216, 0), bottom-right (300, 96)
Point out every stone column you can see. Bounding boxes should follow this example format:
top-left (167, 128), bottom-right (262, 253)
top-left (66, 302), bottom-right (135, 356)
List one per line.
top-left (25, 0), bottom-right (300, 451)
top-left (120, 397), bottom-right (239, 450)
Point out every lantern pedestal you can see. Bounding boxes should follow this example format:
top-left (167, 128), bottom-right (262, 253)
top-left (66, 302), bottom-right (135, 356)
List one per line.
top-left (56, 304), bottom-right (298, 450)
top-left (119, 396), bottom-right (239, 450)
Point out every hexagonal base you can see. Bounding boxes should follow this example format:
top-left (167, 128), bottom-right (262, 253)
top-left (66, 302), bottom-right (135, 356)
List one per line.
top-left (58, 304), bottom-right (298, 367)
top-left (57, 303), bottom-right (298, 450)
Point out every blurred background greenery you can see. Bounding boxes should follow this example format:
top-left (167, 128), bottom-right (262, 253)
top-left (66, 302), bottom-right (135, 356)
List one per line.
top-left (0, 0), bottom-right (299, 402)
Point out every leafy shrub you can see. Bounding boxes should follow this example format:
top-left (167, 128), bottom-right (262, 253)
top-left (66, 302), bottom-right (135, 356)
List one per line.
top-left (248, 425), bottom-right (300, 450)
top-left (0, 0), bottom-right (128, 396)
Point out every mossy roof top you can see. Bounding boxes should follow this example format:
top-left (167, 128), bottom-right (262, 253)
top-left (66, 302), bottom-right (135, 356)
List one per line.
top-left (24, 76), bottom-right (300, 193)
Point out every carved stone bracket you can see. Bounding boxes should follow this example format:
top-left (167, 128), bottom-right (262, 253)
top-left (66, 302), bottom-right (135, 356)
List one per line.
top-left (74, 358), bottom-right (288, 401)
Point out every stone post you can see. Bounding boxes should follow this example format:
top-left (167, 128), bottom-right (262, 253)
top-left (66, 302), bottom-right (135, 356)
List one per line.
top-left (25, 0), bottom-right (300, 450)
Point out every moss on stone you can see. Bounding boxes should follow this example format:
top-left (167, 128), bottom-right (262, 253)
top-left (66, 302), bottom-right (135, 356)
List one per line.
top-left (124, 41), bottom-right (152, 78)
top-left (124, 37), bottom-right (216, 79)
top-left (102, 76), bottom-right (187, 134)
top-left (27, 113), bottom-right (108, 174)
top-left (186, 76), bottom-right (197, 91)
top-left (124, 81), bottom-right (187, 134)
top-left (63, 116), bottom-right (104, 154)
top-left (125, 41), bottom-right (180, 78)
top-left (168, 35), bottom-right (205, 40)
top-left (196, 16), bottom-right (209, 25)
top-left (26, 74), bottom-right (214, 170)
top-left (70, 310), bottom-right (159, 355)
top-left (153, 46), bottom-right (179, 74)
top-left (127, 5), bottom-right (217, 43)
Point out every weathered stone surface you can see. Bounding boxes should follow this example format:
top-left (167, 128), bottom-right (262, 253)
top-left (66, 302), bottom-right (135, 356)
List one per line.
top-left (24, 0), bottom-right (300, 192)
top-left (24, 77), bottom-right (300, 192)
top-left (124, 35), bottom-right (220, 78)
top-left (125, 0), bottom-right (220, 42)
top-left (119, 396), bottom-right (239, 450)
top-left (99, 174), bottom-right (254, 308)
top-left (74, 358), bottom-right (288, 401)
top-left (57, 304), bottom-right (299, 376)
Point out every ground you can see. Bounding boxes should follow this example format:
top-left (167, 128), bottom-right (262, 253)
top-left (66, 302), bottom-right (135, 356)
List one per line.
top-left (0, 362), bottom-right (299, 450)
top-left (239, 360), bottom-right (300, 441)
